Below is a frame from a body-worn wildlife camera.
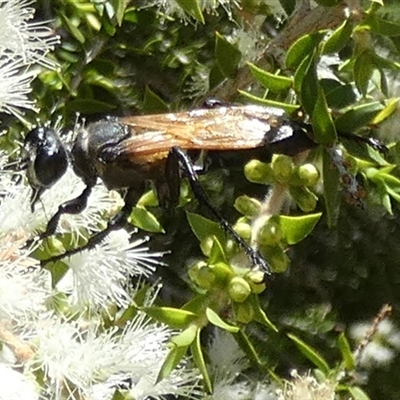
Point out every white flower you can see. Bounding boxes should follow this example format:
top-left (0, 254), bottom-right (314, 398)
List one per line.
top-left (208, 329), bottom-right (248, 380)
top-left (57, 229), bottom-right (163, 311)
top-left (0, 363), bottom-right (38, 400)
top-left (0, 0), bottom-right (59, 66)
top-left (27, 314), bottom-right (201, 400)
top-left (0, 234), bottom-right (51, 327)
top-left (0, 0), bottom-right (59, 117)
top-left (281, 370), bottom-right (336, 400)
top-left (350, 319), bottom-right (400, 367)
top-left (0, 164), bottom-right (122, 243)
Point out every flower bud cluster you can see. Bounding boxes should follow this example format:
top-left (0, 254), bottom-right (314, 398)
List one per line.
top-left (245, 154), bottom-right (320, 212)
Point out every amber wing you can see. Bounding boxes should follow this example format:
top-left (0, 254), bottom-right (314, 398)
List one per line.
top-left (116, 105), bottom-right (286, 158)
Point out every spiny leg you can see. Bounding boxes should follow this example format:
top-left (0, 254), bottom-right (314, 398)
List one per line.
top-left (40, 187), bottom-right (141, 266)
top-left (168, 146), bottom-right (273, 278)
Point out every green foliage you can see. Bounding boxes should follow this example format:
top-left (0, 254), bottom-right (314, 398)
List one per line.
top-left (17, 0), bottom-right (400, 398)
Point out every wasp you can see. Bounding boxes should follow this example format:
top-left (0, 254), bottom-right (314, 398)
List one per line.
top-left (23, 103), bottom-right (383, 276)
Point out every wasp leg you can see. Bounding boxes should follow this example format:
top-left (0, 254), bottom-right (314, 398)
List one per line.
top-left (40, 187), bottom-right (141, 266)
top-left (338, 132), bottom-right (388, 154)
top-left (40, 184), bottom-right (94, 241)
top-left (169, 146), bottom-right (273, 279)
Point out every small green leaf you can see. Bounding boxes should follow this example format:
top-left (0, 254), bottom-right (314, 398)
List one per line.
top-left (298, 53), bottom-right (319, 116)
top-left (235, 329), bottom-right (265, 369)
top-left (171, 324), bottom-right (198, 347)
top-left (322, 148), bottom-right (341, 227)
top-left (354, 50), bottom-right (374, 96)
top-left (334, 101), bottom-right (384, 133)
top-left (143, 87), bottom-right (169, 113)
top-left (348, 386), bottom-right (371, 400)
top-left (215, 32), bottom-right (242, 78)
top-left (249, 294), bottom-right (278, 332)
top-left (157, 345), bottom-right (188, 382)
top-left (110, 0), bottom-right (127, 26)
top-left (191, 328), bottom-right (212, 393)
top-left (238, 91), bottom-right (300, 113)
top-left (142, 307), bottom-right (197, 328)
top-left (287, 333), bottom-right (330, 374)
top-left (208, 237), bottom-right (228, 265)
top-left (175, 0), bottom-right (205, 23)
top-left (182, 294), bottom-right (208, 313)
top-left (60, 13), bottom-right (85, 43)
top-left (312, 87), bottom-right (337, 145)
top-left (321, 79), bottom-right (357, 109)
top-left (364, 13), bottom-right (400, 37)
top-left (248, 63), bottom-right (293, 92)
top-left (372, 98), bottom-right (399, 124)
top-left (187, 212), bottom-right (226, 245)
top-left (206, 308), bottom-right (239, 333)
top-left (278, 213), bottom-right (322, 245)
top-left (129, 207), bottom-right (164, 233)
top-left (338, 332), bottom-right (356, 370)
top-left (286, 31), bottom-right (326, 69)
top-left (323, 19), bottom-right (353, 54)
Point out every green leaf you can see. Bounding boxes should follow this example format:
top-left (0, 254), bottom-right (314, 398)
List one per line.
top-left (354, 50), bottom-right (375, 96)
top-left (187, 212), bottom-right (226, 245)
top-left (141, 306), bottom-right (198, 328)
top-left (143, 87), bottom-right (169, 113)
top-left (238, 90), bottom-right (300, 113)
top-left (215, 32), bottom-right (242, 78)
top-left (182, 294), bottom-right (208, 313)
top-left (298, 53), bottom-right (319, 116)
top-left (323, 19), bottom-right (353, 54)
top-left (191, 328), bottom-right (212, 393)
top-left (372, 98), bottom-right (399, 124)
top-left (171, 325), bottom-right (198, 347)
top-left (338, 332), bottom-right (356, 370)
top-left (363, 13), bottom-right (400, 37)
top-left (312, 87), bottom-right (337, 145)
top-left (321, 79), bottom-right (357, 109)
top-left (278, 213), bottom-right (322, 245)
top-left (286, 31), bottom-right (325, 69)
top-left (175, 0), bottom-right (205, 23)
top-left (248, 63), bottom-right (293, 92)
top-left (348, 386), bottom-right (371, 400)
top-left (206, 308), bottom-right (239, 333)
top-left (129, 207), bottom-right (164, 233)
top-left (322, 148), bottom-right (341, 227)
top-left (60, 13), bottom-right (85, 43)
top-left (287, 333), bottom-right (330, 374)
top-left (208, 236), bottom-right (228, 265)
top-left (235, 329), bottom-right (265, 369)
top-left (110, 0), bottom-right (127, 26)
top-left (249, 294), bottom-right (278, 332)
top-left (157, 345), bottom-right (188, 382)
top-left (334, 101), bottom-right (384, 133)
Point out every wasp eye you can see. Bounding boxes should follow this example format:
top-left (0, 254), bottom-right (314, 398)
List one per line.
top-left (24, 127), bottom-right (69, 211)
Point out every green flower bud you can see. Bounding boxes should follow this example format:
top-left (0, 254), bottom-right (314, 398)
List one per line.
top-left (297, 164), bottom-right (319, 187)
top-left (235, 301), bottom-right (255, 324)
top-left (260, 245), bottom-right (290, 273)
top-left (210, 261), bottom-right (234, 284)
top-left (200, 236), bottom-right (214, 257)
top-left (289, 186), bottom-right (318, 212)
top-left (188, 261), bottom-right (216, 289)
top-left (271, 154), bottom-right (293, 183)
top-left (233, 221), bottom-right (252, 240)
top-left (257, 220), bottom-right (282, 246)
top-left (234, 195), bottom-right (261, 217)
top-left (244, 160), bottom-right (274, 184)
top-left (228, 277), bottom-right (252, 303)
